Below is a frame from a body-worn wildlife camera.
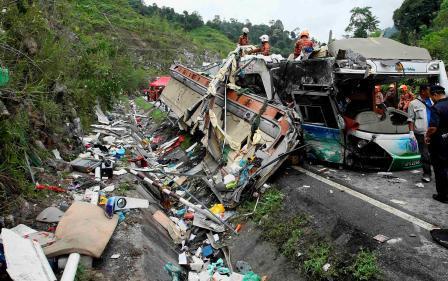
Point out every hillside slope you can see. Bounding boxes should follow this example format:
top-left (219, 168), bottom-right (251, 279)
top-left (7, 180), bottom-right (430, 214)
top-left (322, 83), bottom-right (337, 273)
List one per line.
top-left (0, 0), bottom-right (233, 210)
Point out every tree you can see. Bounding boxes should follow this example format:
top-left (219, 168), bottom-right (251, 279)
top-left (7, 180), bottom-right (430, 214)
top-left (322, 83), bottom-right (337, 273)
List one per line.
top-left (345, 7), bottom-right (379, 38)
top-left (393, 0), bottom-right (442, 44)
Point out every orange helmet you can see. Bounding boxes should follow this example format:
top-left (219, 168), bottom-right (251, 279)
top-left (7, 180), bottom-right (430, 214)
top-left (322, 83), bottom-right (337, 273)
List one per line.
top-left (300, 30), bottom-right (310, 38)
top-left (399, 85), bottom-right (408, 92)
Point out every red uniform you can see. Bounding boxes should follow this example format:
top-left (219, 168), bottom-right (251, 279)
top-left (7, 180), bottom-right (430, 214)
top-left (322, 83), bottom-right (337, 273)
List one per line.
top-left (294, 38), bottom-right (313, 58)
top-left (250, 42), bottom-right (270, 56)
top-left (238, 35), bottom-right (249, 46)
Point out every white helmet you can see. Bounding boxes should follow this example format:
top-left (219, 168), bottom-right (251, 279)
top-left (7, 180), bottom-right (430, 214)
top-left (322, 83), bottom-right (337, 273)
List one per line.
top-left (259, 34), bottom-right (269, 42)
top-left (242, 27), bottom-right (249, 34)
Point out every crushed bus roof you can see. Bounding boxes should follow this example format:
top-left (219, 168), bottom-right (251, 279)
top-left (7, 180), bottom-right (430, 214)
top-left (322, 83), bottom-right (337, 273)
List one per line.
top-left (329, 38), bottom-right (432, 61)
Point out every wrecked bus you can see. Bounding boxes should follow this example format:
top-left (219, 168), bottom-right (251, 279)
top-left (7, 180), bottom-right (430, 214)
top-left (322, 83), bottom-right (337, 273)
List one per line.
top-left (232, 38), bottom-right (447, 171)
top-left (272, 38), bottom-right (448, 170)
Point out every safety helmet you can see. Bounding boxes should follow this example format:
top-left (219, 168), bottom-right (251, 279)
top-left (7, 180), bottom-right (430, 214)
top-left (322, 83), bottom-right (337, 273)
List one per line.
top-left (300, 30), bottom-right (310, 38)
top-left (259, 34), bottom-right (269, 42)
top-left (242, 27), bottom-right (249, 34)
top-left (399, 85), bottom-right (408, 91)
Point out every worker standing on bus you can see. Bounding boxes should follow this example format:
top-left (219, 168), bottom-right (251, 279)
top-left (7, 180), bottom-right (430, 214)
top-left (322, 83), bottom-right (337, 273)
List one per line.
top-left (238, 27), bottom-right (250, 46)
top-left (248, 35), bottom-right (270, 56)
top-left (293, 30), bottom-right (314, 59)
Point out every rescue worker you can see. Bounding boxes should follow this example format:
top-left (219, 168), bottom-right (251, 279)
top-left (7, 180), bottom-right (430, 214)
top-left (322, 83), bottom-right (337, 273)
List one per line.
top-left (384, 83), bottom-right (398, 108)
top-left (248, 34), bottom-right (270, 56)
top-left (425, 85), bottom-right (448, 203)
top-left (398, 85), bottom-right (414, 112)
top-left (238, 27), bottom-right (250, 46)
top-left (407, 85), bottom-right (432, 182)
top-left (293, 30), bottom-right (314, 59)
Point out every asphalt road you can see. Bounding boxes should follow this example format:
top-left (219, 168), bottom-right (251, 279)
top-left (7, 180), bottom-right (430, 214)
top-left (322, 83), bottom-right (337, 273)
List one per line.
top-left (269, 165), bottom-right (448, 281)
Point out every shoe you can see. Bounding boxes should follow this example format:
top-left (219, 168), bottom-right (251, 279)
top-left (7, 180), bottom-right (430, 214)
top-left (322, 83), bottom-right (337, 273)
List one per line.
top-left (422, 176), bottom-right (431, 183)
top-left (432, 194), bottom-right (448, 203)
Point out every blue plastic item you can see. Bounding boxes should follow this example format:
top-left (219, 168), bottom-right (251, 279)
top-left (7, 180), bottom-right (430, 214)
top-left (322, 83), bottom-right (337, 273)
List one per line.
top-left (202, 245), bottom-right (213, 257)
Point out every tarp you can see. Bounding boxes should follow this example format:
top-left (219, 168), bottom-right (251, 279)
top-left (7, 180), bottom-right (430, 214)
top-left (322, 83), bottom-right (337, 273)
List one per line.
top-left (149, 76), bottom-right (171, 87)
top-left (329, 38), bottom-right (432, 60)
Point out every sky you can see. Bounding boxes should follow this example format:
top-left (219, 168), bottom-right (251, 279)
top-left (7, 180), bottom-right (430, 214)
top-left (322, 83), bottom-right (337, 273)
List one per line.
top-left (144, 0), bottom-right (404, 41)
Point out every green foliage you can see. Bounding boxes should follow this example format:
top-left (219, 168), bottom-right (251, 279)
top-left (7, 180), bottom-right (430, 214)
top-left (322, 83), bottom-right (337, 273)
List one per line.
top-left (393, 0), bottom-right (442, 44)
top-left (352, 250), bottom-right (380, 280)
top-left (421, 28), bottom-right (448, 61)
top-left (303, 243), bottom-right (331, 277)
top-left (260, 215), bottom-right (306, 247)
top-left (151, 108), bottom-right (168, 124)
top-left (245, 188), bottom-right (284, 222)
top-left (419, 0), bottom-right (448, 61)
top-left (116, 181), bottom-right (135, 196)
top-left (207, 17), bottom-right (296, 56)
top-left (135, 96), bottom-right (154, 111)
top-left (189, 26), bottom-right (235, 57)
top-left (345, 7), bottom-right (380, 38)
top-left (129, 0), bottom-right (204, 31)
top-left (0, 0), bottom-right (228, 208)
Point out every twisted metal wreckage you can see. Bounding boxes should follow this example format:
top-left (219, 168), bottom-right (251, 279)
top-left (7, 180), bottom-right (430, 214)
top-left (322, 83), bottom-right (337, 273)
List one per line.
top-left (161, 47), bottom-right (302, 207)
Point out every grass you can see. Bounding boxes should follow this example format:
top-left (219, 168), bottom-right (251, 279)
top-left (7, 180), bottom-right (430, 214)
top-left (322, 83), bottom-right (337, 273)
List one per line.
top-left (238, 187), bottom-right (284, 222)
top-left (115, 181), bottom-right (135, 196)
top-left (134, 96), bottom-right (154, 111)
top-left (188, 26), bottom-right (235, 58)
top-left (74, 264), bottom-right (94, 281)
top-left (150, 108), bottom-right (168, 124)
top-left (133, 96), bottom-right (168, 123)
top-left (304, 243), bottom-right (331, 277)
top-left (352, 250), bottom-right (381, 280)
top-left (239, 188), bottom-right (382, 280)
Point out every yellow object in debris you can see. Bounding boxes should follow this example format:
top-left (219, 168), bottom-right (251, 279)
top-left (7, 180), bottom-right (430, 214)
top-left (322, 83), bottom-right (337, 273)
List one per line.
top-left (99, 195), bottom-right (108, 206)
top-left (209, 204), bottom-right (225, 214)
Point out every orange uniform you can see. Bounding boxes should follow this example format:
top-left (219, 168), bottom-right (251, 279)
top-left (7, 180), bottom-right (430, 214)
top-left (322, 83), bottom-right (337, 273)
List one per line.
top-left (250, 42), bottom-right (270, 56)
top-left (238, 34), bottom-right (249, 46)
top-left (294, 38), bottom-right (314, 58)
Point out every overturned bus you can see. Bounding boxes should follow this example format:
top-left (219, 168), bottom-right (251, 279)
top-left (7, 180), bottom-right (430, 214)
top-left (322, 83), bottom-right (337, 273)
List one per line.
top-left (234, 38), bottom-right (448, 171)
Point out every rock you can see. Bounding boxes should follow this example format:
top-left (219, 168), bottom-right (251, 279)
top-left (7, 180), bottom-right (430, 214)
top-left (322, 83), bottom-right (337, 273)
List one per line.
top-left (0, 100), bottom-right (10, 118)
top-left (36, 206), bottom-right (65, 223)
top-left (17, 197), bottom-right (32, 219)
top-left (5, 214), bottom-right (15, 227)
top-left (23, 37), bottom-right (38, 55)
top-left (35, 140), bottom-right (46, 150)
top-left (47, 159), bottom-right (72, 172)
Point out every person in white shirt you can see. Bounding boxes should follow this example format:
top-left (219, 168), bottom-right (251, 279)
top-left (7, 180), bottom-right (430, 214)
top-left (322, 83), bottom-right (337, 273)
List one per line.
top-left (408, 85), bottom-right (432, 182)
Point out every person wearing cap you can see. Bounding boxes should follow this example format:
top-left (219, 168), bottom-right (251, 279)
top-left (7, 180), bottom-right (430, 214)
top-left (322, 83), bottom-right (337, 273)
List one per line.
top-left (398, 85), bottom-right (414, 112)
top-left (248, 35), bottom-right (270, 56)
top-left (293, 30), bottom-right (314, 59)
top-left (407, 84), bottom-right (432, 182)
top-left (238, 27), bottom-right (250, 46)
top-left (426, 85), bottom-right (448, 203)
top-left (384, 84), bottom-right (398, 108)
